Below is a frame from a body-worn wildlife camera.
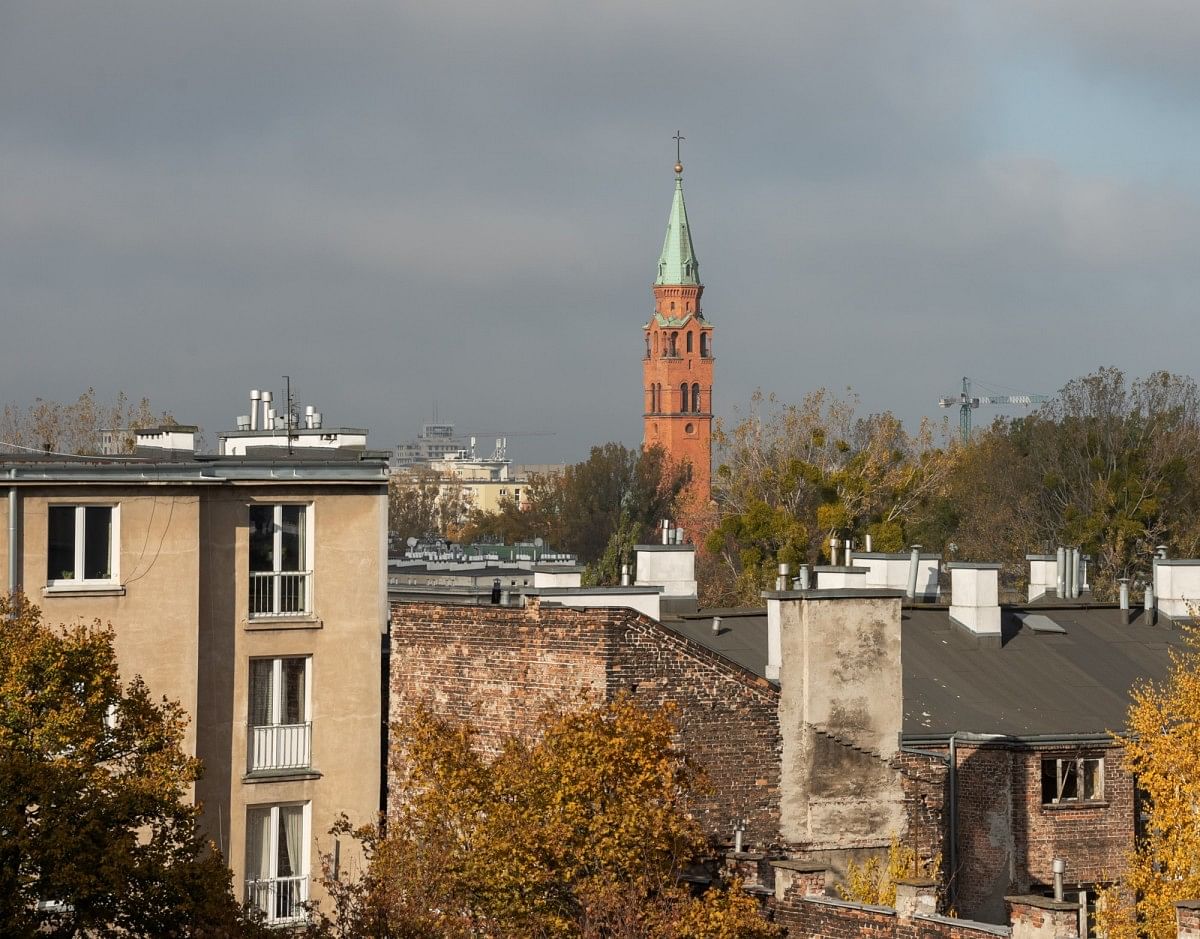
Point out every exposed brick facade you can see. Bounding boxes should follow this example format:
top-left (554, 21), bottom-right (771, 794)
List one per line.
top-left (389, 599), bottom-right (781, 843)
top-left (953, 742), bottom-right (1133, 922)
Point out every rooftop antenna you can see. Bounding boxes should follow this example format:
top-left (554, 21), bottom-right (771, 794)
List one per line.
top-left (283, 375), bottom-right (295, 456)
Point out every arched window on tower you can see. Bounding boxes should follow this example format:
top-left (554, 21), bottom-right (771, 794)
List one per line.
top-left (692, 383), bottom-right (701, 413)
top-left (650, 385), bottom-right (656, 413)
top-left (679, 382), bottom-right (688, 414)
top-left (700, 333), bottom-right (709, 357)
top-left (686, 332), bottom-right (693, 353)
top-left (645, 334), bottom-right (651, 358)
top-left (656, 384), bottom-right (662, 413)
top-left (653, 332), bottom-right (659, 356)
top-left (670, 333), bottom-right (678, 356)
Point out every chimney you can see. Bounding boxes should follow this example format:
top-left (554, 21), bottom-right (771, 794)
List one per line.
top-left (894, 879), bottom-right (937, 920)
top-left (634, 542), bottom-right (697, 603)
top-left (1153, 559), bottom-right (1200, 620)
top-left (134, 425), bottom-right (198, 456)
top-left (1056, 546), bottom-right (1066, 597)
top-left (1027, 553), bottom-right (1057, 601)
top-left (1007, 895), bottom-right (1082, 938)
top-left (948, 562), bottom-right (1002, 636)
top-left (250, 389), bottom-right (260, 431)
top-left (814, 565), bottom-right (868, 589)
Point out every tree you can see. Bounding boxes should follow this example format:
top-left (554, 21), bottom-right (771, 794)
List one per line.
top-left (313, 698), bottom-right (778, 939)
top-left (0, 592), bottom-right (259, 937)
top-left (1095, 625), bottom-right (1200, 939)
top-left (388, 469), bottom-right (469, 542)
top-left (837, 837), bottom-right (941, 909)
top-left (706, 389), bottom-right (953, 604)
top-left (0, 389), bottom-right (174, 456)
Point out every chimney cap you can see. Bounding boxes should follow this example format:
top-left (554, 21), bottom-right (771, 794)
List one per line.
top-left (946, 562), bottom-right (1003, 571)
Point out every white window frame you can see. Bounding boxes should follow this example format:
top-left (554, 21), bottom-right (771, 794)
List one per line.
top-left (248, 502), bottom-right (314, 618)
top-left (46, 503), bottom-right (120, 587)
top-left (1042, 755), bottom-right (1105, 805)
top-left (248, 656), bottom-right (313, 773)
top-left (245, 801), bottom-right (311, 925)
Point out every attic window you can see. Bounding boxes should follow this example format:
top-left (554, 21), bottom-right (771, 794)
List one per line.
top-left (1041, 756), bottom-right (1104, 804)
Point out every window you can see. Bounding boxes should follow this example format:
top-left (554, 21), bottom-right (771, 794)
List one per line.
top-left (679, 382), bottom-right (688, 414)
top-left (1042, 755), bottom-right (1104, 804)
top-left (249, 505), bottom-right (310, 617)
top-left (649, 385), bottom-right (657, 413)
top-left (686, 331), bottom-right (694, 353)
top-left (246, 803), bottom-right (309, 925)
top-left (47, 505), bottom-right (117, 585)
top-left (249, 657), bottom-right (311, 772)
top-left (691, 382), bottom-right (701, 413)
top-left (700, 333), bottom-right (709, 357)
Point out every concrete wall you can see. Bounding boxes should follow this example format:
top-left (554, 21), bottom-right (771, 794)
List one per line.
top-left (851, 554), bottom-right (940, 601)
top-left (1154, 560), bottom-right (1200, 619)
top-left (634, 545), bottom-right (698, 598)
top-left (776, 593), bottom-right (906, 849)
top-left (2, 478), bottom-right (386, 916)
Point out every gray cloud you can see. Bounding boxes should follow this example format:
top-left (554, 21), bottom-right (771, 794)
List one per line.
top-left (2, 2), bottom-right (1197, 461)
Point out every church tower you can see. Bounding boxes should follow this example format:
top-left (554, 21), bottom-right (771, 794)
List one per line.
top-left (642, 152), bottom-right (714, 501)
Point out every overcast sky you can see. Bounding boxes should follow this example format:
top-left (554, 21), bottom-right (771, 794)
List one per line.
top-left (3, 2), bottom-right (1198, 463)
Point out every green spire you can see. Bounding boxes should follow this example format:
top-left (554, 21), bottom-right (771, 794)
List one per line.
top-left (655, 170), bottom-right (700, 286)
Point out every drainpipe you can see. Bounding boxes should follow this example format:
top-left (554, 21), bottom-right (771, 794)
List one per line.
top-left (7, 486), bottom-right (20, 593)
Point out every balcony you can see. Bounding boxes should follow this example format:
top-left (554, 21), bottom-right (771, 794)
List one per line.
top-left (249, 722), bottom-right (312, 773)
top-left (250, 571), bottom-right (311, 618)
top-left (246, 876), bottom-right (307, 925)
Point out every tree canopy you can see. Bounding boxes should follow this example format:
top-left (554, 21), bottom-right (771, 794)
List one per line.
top-left (1096, 626), bottom-right (1200, 938)
top-left (1, 388), bottom-right (174, 456)
top-left (0, 593), bottom-right (258, 937)
top-left (314, 698), bottom-right (777, 939)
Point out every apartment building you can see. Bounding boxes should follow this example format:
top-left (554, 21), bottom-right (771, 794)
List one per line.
top-left (1, 418), bottom-right (388, 925)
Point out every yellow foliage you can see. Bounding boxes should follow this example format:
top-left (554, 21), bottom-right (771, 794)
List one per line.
top-left (836, 837), bottom-right (941, 909)
top-left (317, 696), bottom-right (781, 938)
top-left (1095, 624), bottom-right (1200, 939)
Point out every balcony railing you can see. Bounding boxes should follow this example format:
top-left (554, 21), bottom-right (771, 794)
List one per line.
top-left (250, 571), bottom-right (311, 617)
top-left (249, 722), bottom-right (312, 773)
top-left (246, 876), bottom-right (307, 925)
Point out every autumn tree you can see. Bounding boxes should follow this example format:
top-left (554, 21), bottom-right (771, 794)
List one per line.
top-left (313, 698), bottom-right (778, 939)
top-left (0, 388), bottom-right (174, 456)
top-left (706, 389), bottom-right (953, 604)
top-left (1095, 626), bottom-right (1200, 939)
top-left (0, 592), bottom-right (260, 937)
top-left (388, 469), bottom-right (468, 542)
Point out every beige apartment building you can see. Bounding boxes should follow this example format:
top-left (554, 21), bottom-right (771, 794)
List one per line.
top-left (0, 425), bottom-right (388, 925)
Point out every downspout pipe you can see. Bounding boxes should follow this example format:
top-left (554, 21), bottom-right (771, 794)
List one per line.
top-left (7, 486), bottom-right (20, 593)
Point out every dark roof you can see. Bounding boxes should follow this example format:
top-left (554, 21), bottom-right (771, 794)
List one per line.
top-left (657, 604), bottom-right (1185, 739)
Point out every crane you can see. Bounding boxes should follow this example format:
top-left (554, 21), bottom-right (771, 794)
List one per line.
top-left (939, 377), bottom-right (1050, 444)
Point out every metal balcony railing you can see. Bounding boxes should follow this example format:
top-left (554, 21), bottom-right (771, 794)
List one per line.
top-left (249, 571), bottom-right (311, 617)
top-left (248, 722), bottom-right (312, 773)
top-left (246, 876), bottom-right (307, 925)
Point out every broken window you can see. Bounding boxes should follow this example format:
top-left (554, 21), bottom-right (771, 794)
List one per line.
top-left (1041, 755), bottom-right (1104, 804)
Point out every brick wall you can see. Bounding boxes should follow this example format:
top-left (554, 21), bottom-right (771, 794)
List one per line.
top-left (388, 599), bottom-right (782, 843)
top-left (953, 742), bottom-right (1133, 923)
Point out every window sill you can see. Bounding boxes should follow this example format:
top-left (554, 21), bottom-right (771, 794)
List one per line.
top-left (1041, 800), bottom-right (1109, 811)
top-left (42, 584), bottom-right (126, 598)
top-left (242, 769), bottom-right (322, 784)
top-left (244, 616), bottom-right (323, 631)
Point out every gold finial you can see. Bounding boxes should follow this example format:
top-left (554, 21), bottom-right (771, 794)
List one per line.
top-left (674, 162), bottom-right (683, 175)
top-left (673, 130), bottom-right (685, 176)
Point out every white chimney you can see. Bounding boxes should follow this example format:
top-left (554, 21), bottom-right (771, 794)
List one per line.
top-left (1153, 560), bottom-right (1200, 620)
top-left (1026, 554), bottom-right (1057, 601)
top-left (250, 389), bottom-right (261, 431)
top-left (814, 565), bottom-right (868, 589)
top-left (948, 563), bottom-right (1002, 636)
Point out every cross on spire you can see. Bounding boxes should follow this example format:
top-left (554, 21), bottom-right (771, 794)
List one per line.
top-left (673, 130), bottom-right (685, 174)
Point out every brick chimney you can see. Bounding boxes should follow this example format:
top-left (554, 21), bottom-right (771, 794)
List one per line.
top-left (1006, 895), bottom-right (1081, 938)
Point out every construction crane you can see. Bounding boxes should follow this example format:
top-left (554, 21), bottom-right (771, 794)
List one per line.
top-left (939, 377), bottom-right (1050, 444)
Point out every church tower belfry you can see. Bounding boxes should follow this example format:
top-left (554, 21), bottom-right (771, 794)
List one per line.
top-left (642, 143), bottom-right (714, 501)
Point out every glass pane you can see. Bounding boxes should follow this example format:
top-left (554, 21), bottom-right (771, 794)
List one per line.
top-left (280, 506), bottom-right (304, 572)
top-left (249, 506), bottom-right (274, 573)
top-left (48, 506), bottom-right (76, 580)
top-left (1041, 759), bottom-right (1057, 803)
top-left (278, 805), bottom-right (303, 878)
top-left (281, 658), bottom-right (306, 725)
top-left (245, 807), bottom-right (272, 880)
top-left (250, 660), bottom-right (274, 727)
top-left (1083, 759), bottom-right (1101, 800)
top-left (83, 506), bottom-right (112, 579)
top-left (1058, 759), bottom-right (1078, 801)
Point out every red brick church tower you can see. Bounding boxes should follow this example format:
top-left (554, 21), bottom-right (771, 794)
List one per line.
top-left (643, 150), bottom-right (714, 501)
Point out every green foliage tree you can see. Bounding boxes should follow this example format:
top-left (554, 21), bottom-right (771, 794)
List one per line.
top-left (0, 388), bottom-right (174, 456)
top-left (313, 698), bottom-right (778, 939)
top-left (388, 469), bottom-right (469, 542)
top-left (0, 592), bottom-right (259, 937)
top-left (458, 444), bottom-right (689, 578)
top-left (706, 390), bottom-right (953, 604)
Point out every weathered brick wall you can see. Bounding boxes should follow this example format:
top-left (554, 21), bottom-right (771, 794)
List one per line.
top-left (897, 750), bottom-right (948, 869)
top-left (774, 895), bottom-right (1012, 937)
top-left (388, 599), bottom-right (782, 844)
top-left (953, 742), bottom-right (1134, 924)
top-left (1013, 746), bottom-right (1132, 891)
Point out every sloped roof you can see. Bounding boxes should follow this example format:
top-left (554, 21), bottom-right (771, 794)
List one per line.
top-left (655, 175), bottom-right (701, 286)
